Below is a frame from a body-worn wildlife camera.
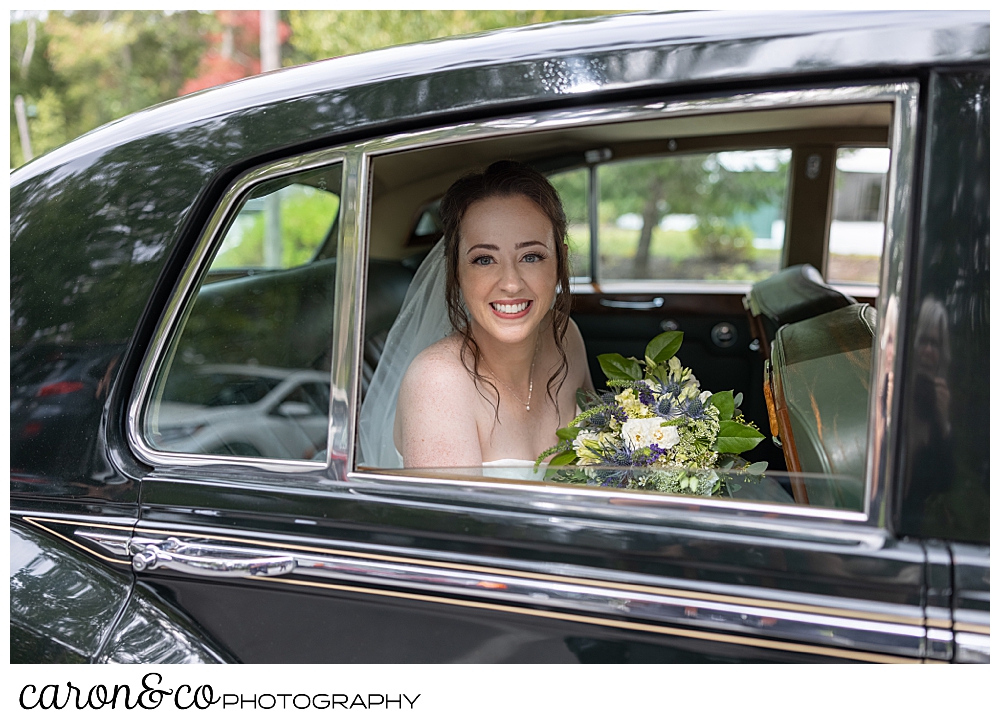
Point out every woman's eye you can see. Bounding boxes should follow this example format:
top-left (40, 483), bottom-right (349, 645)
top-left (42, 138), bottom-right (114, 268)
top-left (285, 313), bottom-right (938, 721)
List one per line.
top-left (472, 256), bottom-right (494, 266)
top-left (522, 253), bottom-right (545, 263)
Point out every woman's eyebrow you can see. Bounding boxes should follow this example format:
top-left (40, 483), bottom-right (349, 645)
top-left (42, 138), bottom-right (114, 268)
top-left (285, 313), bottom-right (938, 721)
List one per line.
top-left (466, 243), bottom-right (499, 253)
top-left (515, 240), bottom-right (547, 249)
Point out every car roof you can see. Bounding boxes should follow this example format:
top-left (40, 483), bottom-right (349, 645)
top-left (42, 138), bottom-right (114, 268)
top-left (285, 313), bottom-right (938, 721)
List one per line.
top-left (11, 10), bottom-right (988, 183)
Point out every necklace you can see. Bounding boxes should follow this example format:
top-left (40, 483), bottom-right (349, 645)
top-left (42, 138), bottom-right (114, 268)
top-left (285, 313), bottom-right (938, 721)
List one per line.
top-left (481, 336), bottom-right (539, 412)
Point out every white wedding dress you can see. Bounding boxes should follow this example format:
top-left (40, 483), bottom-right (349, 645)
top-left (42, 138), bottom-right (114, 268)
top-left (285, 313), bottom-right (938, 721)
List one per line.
top-left (357, 240), bottom-right (547, 482)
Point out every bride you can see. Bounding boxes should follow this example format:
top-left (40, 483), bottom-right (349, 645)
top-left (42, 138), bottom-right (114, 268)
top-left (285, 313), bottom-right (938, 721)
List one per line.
top-left (358, 160), bottom-right (593, 470)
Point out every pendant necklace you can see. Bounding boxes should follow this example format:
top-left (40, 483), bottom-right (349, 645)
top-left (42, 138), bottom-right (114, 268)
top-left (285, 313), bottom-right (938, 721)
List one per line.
top-left (482, 336), bottom-right (539, 412)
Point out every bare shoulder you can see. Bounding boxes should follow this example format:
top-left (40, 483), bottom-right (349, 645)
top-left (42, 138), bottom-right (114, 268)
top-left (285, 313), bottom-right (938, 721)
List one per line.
top-left (396, 335), bottom-right (482, 467)
top-left (399, 335), bottom-right (473, 397)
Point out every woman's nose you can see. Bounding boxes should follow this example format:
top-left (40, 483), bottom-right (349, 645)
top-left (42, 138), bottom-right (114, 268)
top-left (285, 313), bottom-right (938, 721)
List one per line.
top-left (498, 261), bottom-right (524, 292)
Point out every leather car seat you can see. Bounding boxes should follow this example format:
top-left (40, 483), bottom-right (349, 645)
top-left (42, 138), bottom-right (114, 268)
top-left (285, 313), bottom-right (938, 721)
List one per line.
top-left (765, 303), bottom-right (875, 510)
top-left (745, 264), bottom-right (856, 358)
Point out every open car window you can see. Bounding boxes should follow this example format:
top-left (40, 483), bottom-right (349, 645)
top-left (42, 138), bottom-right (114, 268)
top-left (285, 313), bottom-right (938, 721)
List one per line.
top-left (353, 88), bottom-right (908, 519)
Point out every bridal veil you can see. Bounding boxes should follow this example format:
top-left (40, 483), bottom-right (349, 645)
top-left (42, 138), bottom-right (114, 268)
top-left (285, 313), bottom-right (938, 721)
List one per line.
top-left (357, 239), bottom-right (452, 468)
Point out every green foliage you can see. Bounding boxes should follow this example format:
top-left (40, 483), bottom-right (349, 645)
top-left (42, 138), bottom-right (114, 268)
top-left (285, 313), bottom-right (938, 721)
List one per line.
top-left (709, 390), bottom-right (735, 421)
top-left (691, 218), bottom-right (756, 263)
top-left (11, 10), bottom-right (215, 167)
top-left (597, 353), bottom-right (642, 382)
top-left (556, 426), bottom-right (581, 441)
top-left (287, 10), bottom-right (613, 60)
top-left (645, 331), bottom-right (683, 365)
top-left (11, 10), bottom-right (618, 169)
top-left (213, 185), bottom-right (340, 269)
top-left (714, 420), bottom-right (766, 454)
top-left (595, 151), bottom-right (790, 277)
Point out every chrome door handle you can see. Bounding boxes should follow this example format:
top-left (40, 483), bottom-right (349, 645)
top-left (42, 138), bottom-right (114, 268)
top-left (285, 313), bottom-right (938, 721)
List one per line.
top-left (599, 297), bottom-right (664, 310)
top-left (130, 537), bottom-right (295, 578)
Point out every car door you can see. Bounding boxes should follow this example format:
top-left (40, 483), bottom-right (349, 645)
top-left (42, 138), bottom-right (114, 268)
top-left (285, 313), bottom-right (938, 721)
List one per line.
top-left (106, 78), bottom-right (953, 664)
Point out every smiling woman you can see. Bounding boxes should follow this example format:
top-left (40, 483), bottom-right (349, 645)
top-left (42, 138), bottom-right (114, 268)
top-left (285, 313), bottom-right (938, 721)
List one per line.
top-left (361, 161), bottom-right (593, 469)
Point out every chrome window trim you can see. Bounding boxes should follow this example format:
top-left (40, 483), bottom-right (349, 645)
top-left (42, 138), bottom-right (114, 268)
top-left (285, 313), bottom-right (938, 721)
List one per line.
top-left (127, 151), bottom-right (348, 474)
top-left (346, 82), bottom-right (918, 527)
top-left (865, 81), bottom-right (919, 529)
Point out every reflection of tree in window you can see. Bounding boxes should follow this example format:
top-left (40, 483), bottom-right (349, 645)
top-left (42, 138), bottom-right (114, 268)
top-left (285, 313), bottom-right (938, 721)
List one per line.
top-left (211, 184), bottom-right (340, 271)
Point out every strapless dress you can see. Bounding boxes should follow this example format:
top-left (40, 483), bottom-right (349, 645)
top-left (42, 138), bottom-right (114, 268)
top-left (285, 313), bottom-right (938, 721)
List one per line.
top-left (482, 459), bottom-right (547, 481)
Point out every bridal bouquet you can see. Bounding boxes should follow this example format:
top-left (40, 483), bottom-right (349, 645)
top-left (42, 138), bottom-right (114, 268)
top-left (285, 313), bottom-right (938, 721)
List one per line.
top-left (537, 331), bottom-right (766, 495)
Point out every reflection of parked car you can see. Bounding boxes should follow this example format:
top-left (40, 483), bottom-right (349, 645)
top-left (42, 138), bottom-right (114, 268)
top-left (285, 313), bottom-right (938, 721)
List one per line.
top-left (152, 365), bottom-right (331, 460)
top-left (11, 12), bottom-right (988, 664)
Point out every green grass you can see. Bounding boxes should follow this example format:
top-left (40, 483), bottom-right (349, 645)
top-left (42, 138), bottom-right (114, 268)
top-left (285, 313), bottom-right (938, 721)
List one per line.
top-left (568, 223), bottom-right (783, 282)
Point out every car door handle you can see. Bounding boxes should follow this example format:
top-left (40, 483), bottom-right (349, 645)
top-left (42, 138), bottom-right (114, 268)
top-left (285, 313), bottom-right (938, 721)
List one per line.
top-left (599, 297), bottom-right (664, 310)
top-left (130, 537), bottom-right (295, 578)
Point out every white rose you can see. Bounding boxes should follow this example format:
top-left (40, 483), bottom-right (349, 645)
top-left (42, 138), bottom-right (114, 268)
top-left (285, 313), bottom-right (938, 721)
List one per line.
top-left (620, 417), bottom-right (680, 452)
top-left (573, 430), bottom-right (599, 454)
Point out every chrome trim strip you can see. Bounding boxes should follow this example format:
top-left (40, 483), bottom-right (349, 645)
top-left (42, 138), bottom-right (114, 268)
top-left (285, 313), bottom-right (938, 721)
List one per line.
top-left (124, 530), bottom-right (927, 659)
top-left (925, 627), bottom-right (954, 661)
top-left (52, 522), bottom-right (926, 626)
top-left (348, 470), bottom-right (870, 524)
top-left (126, 151), bottom-right (348, 473)
top-left (331, 148), bottom-right (368, 476)
top-left (954, 632), bottom-right (990, 664)
top-left (866, 82), bottom-right (920, 527)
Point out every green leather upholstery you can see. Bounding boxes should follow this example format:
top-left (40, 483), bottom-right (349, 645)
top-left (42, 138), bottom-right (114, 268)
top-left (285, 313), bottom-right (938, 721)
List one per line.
top-left (770, 303), bottom-right (875, 510)
top-left (747, 264), bottom-right (856, 344)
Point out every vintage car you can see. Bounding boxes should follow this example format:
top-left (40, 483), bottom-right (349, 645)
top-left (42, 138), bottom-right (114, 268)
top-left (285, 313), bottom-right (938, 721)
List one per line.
top-left (10, 10), bottom-right (989, 663)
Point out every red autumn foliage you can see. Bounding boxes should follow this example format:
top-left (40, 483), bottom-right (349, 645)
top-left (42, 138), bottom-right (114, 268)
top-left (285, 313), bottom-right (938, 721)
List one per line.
top-left (180, 10), bottom-right (290, 95)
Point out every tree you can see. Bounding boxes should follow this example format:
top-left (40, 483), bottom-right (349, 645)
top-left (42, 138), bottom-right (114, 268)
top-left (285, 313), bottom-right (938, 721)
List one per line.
top-left (10, 11), bottom-right (214, 167)
top-left (599, 153), bottom-right (788, 275)
top-left (180, 11), bottom-right (291, 95)
top-left (287, 10), bottom-right (613, 62)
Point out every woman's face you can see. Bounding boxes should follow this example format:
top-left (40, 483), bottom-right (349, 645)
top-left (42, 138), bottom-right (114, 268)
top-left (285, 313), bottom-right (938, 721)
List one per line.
top-left (457, 194), bottom-right (558, 346)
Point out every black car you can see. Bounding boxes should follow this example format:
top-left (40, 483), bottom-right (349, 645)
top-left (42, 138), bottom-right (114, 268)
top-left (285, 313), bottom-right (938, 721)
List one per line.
top-left (10, 10), bottom-right (989, 664)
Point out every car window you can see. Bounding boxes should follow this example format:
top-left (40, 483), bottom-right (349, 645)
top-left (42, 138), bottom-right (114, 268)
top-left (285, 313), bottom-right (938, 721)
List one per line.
top-left (827, 147), bottom-right (890, 285)
top-left (355, 92), bottom-right (911, 518)
top-left (141, 162), bottom-right (342, 462)
top-left (209, 171), bottom-right (341, 274)
top-left (548, 167), bottom-right (591, 279)
top-left (595, 149), bottom-right (790, 282)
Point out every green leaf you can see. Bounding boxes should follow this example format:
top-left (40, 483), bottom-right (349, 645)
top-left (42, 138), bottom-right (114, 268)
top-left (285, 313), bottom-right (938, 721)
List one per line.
top-left (733, 392), bottom-right (743, 408)
top-left (598, 353), bottom-right (642, 381)
top-left (549, 449), bottom-right (578, 467)
top-left (556, 426), bottom-right (580, 441)
top-left (744, 461), bottom-right (769, 475)
top-left (645, 331), bottom-right (684, 364)
top-left (709, 390), bottom-right (735, 421)
top-left (714, 420), bottom-right (766, 454)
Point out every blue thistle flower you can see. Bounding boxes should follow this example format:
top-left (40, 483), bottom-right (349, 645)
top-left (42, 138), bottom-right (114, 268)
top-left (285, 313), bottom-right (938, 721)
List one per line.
top-left (588, 410), bottom-right (608, 429)
top-left (600, 391), bottom-right (617, 405)
top-left (656, 397), bottom-right (680, 418)
top-left (662, 380), bottom-right (682, 398)
top-left (685, 398), bottom-right (708, 420)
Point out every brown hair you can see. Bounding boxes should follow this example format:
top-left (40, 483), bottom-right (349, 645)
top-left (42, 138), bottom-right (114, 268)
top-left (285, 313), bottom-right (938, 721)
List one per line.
top-left (438, 160), bottom-right (572, 416)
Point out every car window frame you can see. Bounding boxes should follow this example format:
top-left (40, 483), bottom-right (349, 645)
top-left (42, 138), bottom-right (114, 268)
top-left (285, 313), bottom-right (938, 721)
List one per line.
top-left (126, 81), bottom-right (918, 528)
top-left (342, 81), bottom-right (920, 529)
top-left (128, 152), bottom-right (348, 474)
